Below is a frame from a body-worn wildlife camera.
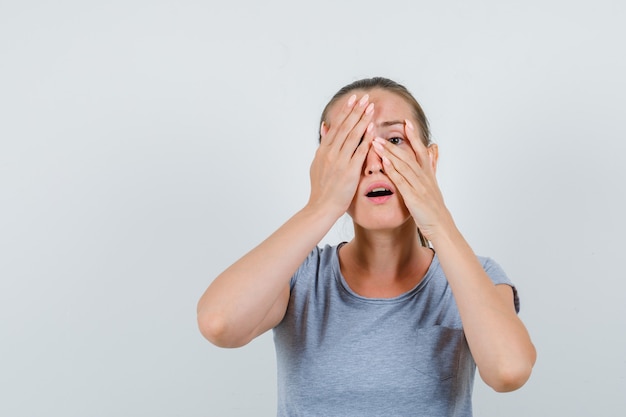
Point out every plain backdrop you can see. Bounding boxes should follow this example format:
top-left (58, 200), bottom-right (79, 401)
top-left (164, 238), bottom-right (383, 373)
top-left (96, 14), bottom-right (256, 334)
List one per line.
top-left (1, 0), bottom-right (625, 416)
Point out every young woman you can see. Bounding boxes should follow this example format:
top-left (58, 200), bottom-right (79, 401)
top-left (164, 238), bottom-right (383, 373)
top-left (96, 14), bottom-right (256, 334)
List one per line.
top-left (197, 77), bottom-right (536, 416)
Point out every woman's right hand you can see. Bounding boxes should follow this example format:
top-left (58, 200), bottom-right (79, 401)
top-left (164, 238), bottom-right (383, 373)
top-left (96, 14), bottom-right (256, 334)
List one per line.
top-left (198, 94), bottom-right (375, 349)
top-left (308, 94), bottom-right (375, 217)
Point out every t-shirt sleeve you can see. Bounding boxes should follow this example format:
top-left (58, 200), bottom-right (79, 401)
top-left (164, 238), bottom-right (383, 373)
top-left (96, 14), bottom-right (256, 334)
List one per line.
top-left (289, 246), bottom-right (321, 289)
top-left (480, 256), bottom-right (520, 313)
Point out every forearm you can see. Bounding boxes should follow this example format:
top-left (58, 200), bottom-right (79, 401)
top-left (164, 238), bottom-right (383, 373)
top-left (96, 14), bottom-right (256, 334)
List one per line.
top-left (197, 203), bottom-right (339, 347)
top-left (430, 221), bottom-right (536, 392)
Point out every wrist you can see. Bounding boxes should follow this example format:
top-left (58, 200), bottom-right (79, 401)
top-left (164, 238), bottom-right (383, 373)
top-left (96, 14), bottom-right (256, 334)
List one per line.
top-left (423, 211), bottom-right (461, 248)
top-left (301, 200), bottom-right (345, 228)
top-left (303, 197), bottom-right (347, 223)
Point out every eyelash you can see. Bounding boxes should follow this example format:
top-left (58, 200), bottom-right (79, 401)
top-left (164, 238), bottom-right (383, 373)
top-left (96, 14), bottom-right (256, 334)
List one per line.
top-left (388, 137), bottom-right (404, 145)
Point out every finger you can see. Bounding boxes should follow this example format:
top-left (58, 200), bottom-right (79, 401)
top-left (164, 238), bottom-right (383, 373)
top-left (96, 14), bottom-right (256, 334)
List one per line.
top-left (404, 119), bottom-right (431, 170)
top-left (321, 94), bottom-right (357, 147)
top-left (350, 121), bottom-right (376, 165)
top-left (373, 138), bottom-right (439, 209)
top-left (330, 94), bottom-right (372, 153)
top-left (380, 150), bottom-right (415, 198)
top-left (372, 137), bottom-right (421, 181)
top-left (340, 102), bottom-right (375, 158)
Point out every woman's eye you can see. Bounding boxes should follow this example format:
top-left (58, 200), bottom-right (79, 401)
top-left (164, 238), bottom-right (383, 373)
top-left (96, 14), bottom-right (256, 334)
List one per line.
top-left (388, 137), bottom-right (404, 145)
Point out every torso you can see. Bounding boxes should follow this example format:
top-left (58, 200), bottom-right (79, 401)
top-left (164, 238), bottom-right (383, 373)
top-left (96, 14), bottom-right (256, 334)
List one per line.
top-left (274, 244), bottom-right (484, 417)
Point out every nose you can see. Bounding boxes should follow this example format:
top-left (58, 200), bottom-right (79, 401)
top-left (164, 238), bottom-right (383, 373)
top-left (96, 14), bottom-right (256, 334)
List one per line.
top-left (364, 145), bottom-right (384, 176)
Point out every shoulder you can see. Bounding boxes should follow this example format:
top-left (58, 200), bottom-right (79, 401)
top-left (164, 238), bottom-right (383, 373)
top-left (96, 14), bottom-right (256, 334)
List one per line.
top-left (476, 255), bottom-right (520, 313)
top-left (476, 256), bottom-right (510, 285)
top-left (290, 243), bottom-right (342, 288)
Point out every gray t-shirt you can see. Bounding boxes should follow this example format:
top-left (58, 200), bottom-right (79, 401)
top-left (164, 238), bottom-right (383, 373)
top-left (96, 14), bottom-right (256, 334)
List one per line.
top-left (273, 244), bottom-right (518, 417)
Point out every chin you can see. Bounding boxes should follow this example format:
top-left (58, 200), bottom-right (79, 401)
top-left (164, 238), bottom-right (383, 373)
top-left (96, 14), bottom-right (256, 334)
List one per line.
top-left (348, 209), bottom-right (413, 232)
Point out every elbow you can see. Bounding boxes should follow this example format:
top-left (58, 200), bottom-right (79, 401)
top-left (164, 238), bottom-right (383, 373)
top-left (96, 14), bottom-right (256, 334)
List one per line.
top-left (197, 310), bottom-right (249, 349)
top-left (484, 351), bottom-right (536, 393)
top-left (484, 345), bottom-right (536, 393)
top-left (487, 364), bottom-right (533, 392)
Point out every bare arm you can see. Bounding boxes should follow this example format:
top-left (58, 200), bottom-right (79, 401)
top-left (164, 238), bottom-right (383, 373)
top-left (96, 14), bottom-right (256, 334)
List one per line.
top-left (372, 121), bottom-right (536, 391)
top-left (197, 94), bottom-right (376, 348)
top-left (197, 207), bottom-right (338, 348)
top-left (429, 225), bottom-right (536, 392)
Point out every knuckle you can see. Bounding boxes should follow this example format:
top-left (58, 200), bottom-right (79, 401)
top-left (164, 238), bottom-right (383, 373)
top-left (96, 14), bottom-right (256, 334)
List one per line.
top-left (392, 173), bottom-right (405, 184)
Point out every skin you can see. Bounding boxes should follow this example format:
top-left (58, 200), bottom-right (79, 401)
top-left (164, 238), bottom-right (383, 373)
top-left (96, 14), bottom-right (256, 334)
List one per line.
top-left (197, 88), bottom-right (536, 392)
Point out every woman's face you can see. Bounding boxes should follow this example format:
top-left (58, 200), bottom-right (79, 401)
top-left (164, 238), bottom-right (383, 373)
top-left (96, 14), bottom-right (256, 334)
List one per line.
top-left (326, 88), bottom-right (424, 231)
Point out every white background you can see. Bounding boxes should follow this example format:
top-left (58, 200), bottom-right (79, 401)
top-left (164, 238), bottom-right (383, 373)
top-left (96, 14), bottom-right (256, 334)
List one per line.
top-left (1, 0), bottom-right (625, 416)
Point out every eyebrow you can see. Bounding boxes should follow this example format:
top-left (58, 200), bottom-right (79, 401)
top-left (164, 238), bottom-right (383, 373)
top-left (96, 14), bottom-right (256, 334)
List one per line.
top-left (378, 120), bottom-right (405, 128)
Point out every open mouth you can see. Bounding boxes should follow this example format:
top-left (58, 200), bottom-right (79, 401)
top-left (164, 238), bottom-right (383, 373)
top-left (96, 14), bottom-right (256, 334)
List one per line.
top-left (366, 187), bottom-right (393, 198)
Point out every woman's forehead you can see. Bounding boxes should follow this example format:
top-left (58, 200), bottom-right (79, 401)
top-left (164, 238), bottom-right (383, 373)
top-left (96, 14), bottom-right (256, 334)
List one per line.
top-left (326, 89), bottom-right (413, 123)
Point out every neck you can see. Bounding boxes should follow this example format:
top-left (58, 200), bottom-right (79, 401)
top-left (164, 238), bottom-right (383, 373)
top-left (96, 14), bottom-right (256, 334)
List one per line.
top-left (341, 219), bottom-right (430, 282)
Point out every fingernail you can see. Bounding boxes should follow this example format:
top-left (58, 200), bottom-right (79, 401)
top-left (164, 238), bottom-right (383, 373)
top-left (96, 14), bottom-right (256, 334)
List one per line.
top-left (373, 141), bottom-right (384, 151)
top-left (405, 119), bottom-right (414, 130)
top-left (359, 94), bottom-right (369, 106)
top-left (374, 137), bottom-right (386, 144)
top-left (366, 122), bottom-right (374, 132)
top-left (365, 102), bottom-right (375, 115)
top-left (382, 156), bottom-right (391, 166)
top-left (347, 94), bottom-right (357, 106)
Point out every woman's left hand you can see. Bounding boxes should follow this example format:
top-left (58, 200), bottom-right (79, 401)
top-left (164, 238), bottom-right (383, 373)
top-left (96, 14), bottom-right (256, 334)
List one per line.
top-left (371, 120), bottom-right (452, 241)
top-left (376, 120), bottom-right (536, 391)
